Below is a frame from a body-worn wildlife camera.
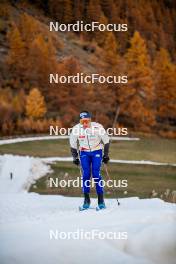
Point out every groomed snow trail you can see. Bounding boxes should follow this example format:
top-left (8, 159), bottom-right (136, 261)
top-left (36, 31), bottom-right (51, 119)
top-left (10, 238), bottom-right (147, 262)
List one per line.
top-left (42, 156), bottom-right (176, 166)
top-left (0, 154), bottom-right (176, 264)
top-left (0, 136), bottom-right (140, 145)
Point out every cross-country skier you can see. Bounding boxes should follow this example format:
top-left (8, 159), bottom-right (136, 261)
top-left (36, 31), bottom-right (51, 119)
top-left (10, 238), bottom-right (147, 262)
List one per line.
top-left (69, 111), bottom-right (110, 210)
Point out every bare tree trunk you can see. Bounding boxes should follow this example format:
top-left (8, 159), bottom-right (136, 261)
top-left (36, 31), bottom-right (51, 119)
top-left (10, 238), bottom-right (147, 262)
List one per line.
top-left (112, 104), bottom-right (120, 129)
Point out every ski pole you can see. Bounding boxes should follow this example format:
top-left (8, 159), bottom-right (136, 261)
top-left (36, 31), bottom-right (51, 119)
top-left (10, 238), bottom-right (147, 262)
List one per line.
top-left (103, 163), bottom-right (120, 206)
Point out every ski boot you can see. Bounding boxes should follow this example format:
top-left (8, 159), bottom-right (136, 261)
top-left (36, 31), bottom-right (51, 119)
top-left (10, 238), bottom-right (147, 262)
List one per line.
top-left (96, 193), bottom-right (106, 210)
top-left (79, 193), bottom-right (90, 211)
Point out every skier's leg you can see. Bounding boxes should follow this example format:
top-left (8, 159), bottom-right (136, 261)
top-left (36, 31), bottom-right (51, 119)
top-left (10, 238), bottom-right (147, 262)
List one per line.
top-left (92, 150), bottom-right (105, 208)
top-left (80, 151), bottom-right (91, 208)
top-left (91, 150), bottom-right (103, 194)
top-left (97, 193), bottom-right (105, 206)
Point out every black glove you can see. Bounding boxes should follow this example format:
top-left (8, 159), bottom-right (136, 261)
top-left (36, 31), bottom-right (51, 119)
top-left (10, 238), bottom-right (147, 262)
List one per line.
top-left (103, 155), bottom-right (109, 164)
top-left (71, 148), bottom-right (80, 166)
top-left (103, 143), bottom-right (110, 163)
top-left (73, 158), bottom-right (80, 166)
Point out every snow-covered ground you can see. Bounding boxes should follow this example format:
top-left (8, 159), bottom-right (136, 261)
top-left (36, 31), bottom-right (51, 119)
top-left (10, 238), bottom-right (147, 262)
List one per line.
top-left (0, 155), bottom-right (51, 193)
top-left (0, 154), bottom-right (176, 264)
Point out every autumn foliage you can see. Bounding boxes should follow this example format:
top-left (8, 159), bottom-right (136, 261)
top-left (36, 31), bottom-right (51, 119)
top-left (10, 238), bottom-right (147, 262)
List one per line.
top-left (0, 1), bottom-right (176, 137)
top-left (26, 88), bottom-right (47, 119)
top-left (118, 31), bottom-right (155, 131)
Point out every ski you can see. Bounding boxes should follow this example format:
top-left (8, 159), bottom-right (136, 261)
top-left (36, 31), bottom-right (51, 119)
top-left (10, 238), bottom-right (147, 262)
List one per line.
top-left (79, 205), bottom-right (94, 211)
top-left (96, 205), bottom-right (106, 211)
top-left (79, 206), bottom-right (89, 211)
top-left (79, 206), bottom-right (106, 211)
top-left (79, 206), bottom-right (97, 211)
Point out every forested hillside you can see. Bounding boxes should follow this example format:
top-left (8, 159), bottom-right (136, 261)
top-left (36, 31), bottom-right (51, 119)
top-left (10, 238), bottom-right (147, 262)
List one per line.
top-left (0, 0), bottom-right (176, 137)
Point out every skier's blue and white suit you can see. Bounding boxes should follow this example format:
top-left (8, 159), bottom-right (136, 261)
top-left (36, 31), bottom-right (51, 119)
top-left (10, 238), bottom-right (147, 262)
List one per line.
top-left (70, 122), bottom-right (109, 194)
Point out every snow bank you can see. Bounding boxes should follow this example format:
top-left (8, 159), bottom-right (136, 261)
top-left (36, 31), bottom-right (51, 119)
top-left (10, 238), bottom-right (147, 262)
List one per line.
top-left (0, 154), bottom-right (51, 193)
top-left (0, 154), bottom-right (176, 264)
top-left (0, 195), bottom-right (175, 264)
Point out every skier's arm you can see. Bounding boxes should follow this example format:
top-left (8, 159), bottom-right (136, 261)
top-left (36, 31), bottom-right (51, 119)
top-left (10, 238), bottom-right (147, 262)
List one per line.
top-left (104, 142), bottom-right (110, 157)
top-left (100, 126), bottom-right (110, 164)
top-left (69, 129), bottom-right (80, 165)
top-left (103, 142), bottom-right (110, 163)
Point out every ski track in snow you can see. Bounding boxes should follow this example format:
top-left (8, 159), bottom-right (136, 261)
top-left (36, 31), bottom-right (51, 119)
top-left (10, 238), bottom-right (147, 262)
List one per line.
top-left (0, 154), bottom-right (176, 264)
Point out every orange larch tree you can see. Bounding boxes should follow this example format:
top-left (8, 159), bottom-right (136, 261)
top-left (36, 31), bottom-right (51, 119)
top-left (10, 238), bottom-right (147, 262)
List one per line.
top-left (118, 31), bottom-right (155, 131)
top-left (7, 24), bottom-right (26, 71)
top-left (154, 48), bottom-right (176, 123)
top-left (26, 88), bottom-right (47, 119)
top-left (28, 34), bottom-right (57, 93)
